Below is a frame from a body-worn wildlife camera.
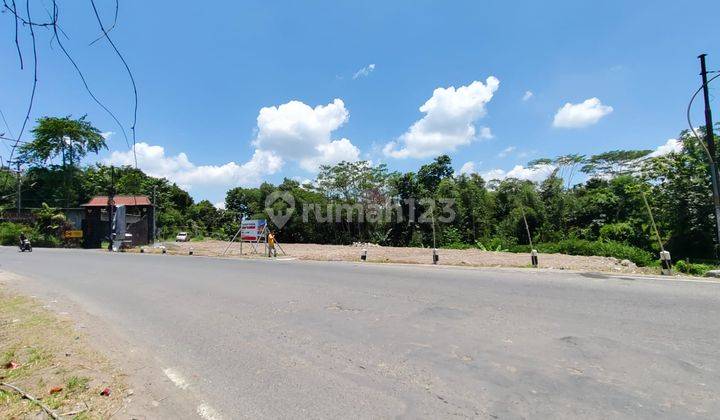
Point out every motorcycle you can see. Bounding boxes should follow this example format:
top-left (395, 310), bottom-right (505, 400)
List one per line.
top-left (19, 239), bottom-right (32, 252)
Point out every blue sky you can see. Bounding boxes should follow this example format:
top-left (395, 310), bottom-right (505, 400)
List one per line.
top-left (1, 0), bottom-right (719, 205)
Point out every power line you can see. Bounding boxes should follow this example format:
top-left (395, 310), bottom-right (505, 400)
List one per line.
top-left (50, 0), bottom-right (131, 150)
top-left (89, 0), bottom-right (138, 169)
top-left (1, 0), bottom-right (39, 196)
top-left (88, 0), bottom-right (118, 46)
top-left (0, 136), bottom-right (30, 144)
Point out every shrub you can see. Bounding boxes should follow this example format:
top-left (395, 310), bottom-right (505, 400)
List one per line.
top-left (0, 222), bottom-right (23, 246)
top-left (503, 238), bottom-right (654, 267)
top-left (0, 222), bottom-right (61, 247)
top-left (475, 237), bottom-right (515, 252)
top-left (599, 222), bottom-right (635, 243)
top-left (549, 239), bottom-right (654, 267)
top-left (675, 260), bottom-right (716, 276)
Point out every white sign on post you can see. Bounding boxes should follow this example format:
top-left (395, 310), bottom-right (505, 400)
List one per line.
top-left (240, 219), bottom-right (267, 242)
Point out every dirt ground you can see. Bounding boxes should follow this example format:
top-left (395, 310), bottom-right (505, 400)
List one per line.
top-left (0, 274), bottom-right (126, 419)
top-left (148, 240), bottom-right (658, 275)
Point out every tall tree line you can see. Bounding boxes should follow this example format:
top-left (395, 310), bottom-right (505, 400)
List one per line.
top-left (2, 116), bottom-right (718, 261)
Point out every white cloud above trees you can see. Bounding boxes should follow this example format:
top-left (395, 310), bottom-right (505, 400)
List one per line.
top-left (383, 77), bottom-right (499, 158)
top-left (253, 99), bottom-right (360, 171)
top-left (105, 142), bottom-right (283, 191)
top-left (553, 97), bottom-right (613, 128)
top-left (480, 164), bottom-right (556, 183)
top-left (649, 138), bottom-right (683, 157)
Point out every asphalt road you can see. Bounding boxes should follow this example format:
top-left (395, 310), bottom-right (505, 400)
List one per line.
top-left (1, 247), bottom-right (719, 419)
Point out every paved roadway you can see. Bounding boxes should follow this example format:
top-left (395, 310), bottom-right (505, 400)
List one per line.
top-left (1, 247), bottom-right (719, 419)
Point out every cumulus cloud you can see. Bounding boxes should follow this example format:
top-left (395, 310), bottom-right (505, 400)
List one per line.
top-left (553, 97), bottom-right (613, 128)
top-left (252, 99), bottom-right (360, 171)
top-left (480, 164), bottom-right (556, 183)
top-left (101, 131), bottom-right (114, 140)
top-left (105, 142), bottom-right (282, 191)
top-left (353, 64), bottom-right (376, 79)
top-left (214, 201), bottom-right (226, 210)
top-left (300, 138), bottom-right (360, 172)
top-left (458, 161), bottom-right (477, 176)
top-left (649, 138), bottom-right (683, 157)
top-left (383, 76), bottom-right (500, 159)
top-left (522, 91), bottom-right (534, 101)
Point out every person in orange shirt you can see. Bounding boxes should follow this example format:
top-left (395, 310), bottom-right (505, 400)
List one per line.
top-left (267, 231), bottom-right (277, 258)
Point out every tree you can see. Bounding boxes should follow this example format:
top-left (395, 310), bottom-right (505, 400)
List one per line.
top-left (581, 150), bottom-right (651, 178)
top-left (418, 155), bottom-right (453, 192)
top-left (19, 116), bottom-right (106, 167)
top-left (18, 116), bottom-right (107, 208)
top-left (642, 128), bottom-right (718, 258)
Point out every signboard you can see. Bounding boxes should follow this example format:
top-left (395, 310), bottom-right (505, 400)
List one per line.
top-left (63, 230), bottom-right (83, 239)
top-left (240, 219), bottom-right (266, 242)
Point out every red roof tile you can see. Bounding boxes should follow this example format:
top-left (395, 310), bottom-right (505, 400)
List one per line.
top-left (82, 196), bottom-right (152, 207)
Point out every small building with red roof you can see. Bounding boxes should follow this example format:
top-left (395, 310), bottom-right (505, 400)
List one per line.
top-left (81, 195), bottom-right (154, 248)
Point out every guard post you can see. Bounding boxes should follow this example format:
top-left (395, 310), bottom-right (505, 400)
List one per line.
top-left (361, 248), bottom-right (367, 261)
top-left (531, 249), bottom-right (539, 268)
top-left (432, 248), bottom-right (439, 265)
top-left (660, 251), bottom-right (672, 276)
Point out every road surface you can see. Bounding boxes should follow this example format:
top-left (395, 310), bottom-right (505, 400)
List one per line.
top-left (1, 247), bottom-right (719, 419)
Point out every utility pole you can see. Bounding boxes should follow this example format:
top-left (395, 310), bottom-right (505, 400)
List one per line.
top-left (15, 160), bottom-right (21, 215)
top-left (107, 166), bottom-right (116, 251)
top-left (152, 185), bottom-right (157, 244)
top-left (699, 54), bottom-right (720, 252)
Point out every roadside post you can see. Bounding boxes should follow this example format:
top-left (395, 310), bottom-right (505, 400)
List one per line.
top-left (660, 251), bottom-right (672, 276)
top-left (189, 247), bottom-right (194, 256)
top-left (432, 248), bottom-right (439, 265)
top-left (531, 249), bottom-right (539, 268)
top-left (361, 247), bottom-right (367, 261)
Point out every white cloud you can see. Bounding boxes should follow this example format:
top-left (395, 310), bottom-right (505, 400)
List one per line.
top-left (481, 164), bottom-right (556, 183)
top-left (522, 91), bottom-right (534, 101)
top-left (497, 146), bottom-right (516, 158)
top-left (214, 201), bottom-right (226, 210)
top-left (353, 64), bottom-right (376, 79)
top-left (553, 97), bottom-right (613, 128)
top-left (101, 131), bottom-right (114, 140)
top-left (299, 138), bottom-right (360, 171)
top-left (105, 142), bottom-right (282, 191)
top-left (458, 161), bottom-right (477, 175)
top-left (383, 76), bottom-right (500, 159)
top-left (649, 138), bottom-right (683, 157)
top-left (252, 99), bottom-right (360, 171)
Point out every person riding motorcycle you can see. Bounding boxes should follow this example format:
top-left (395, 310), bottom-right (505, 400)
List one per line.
top-left (18, 232), bottom-right (32, 252)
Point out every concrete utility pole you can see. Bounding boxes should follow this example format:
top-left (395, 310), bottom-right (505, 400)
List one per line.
top-left (698, 54), bottom-right (720, 251)
top-left (15, 160), bottom-right (21, 215)
top-left (108, 166), bottom-right (116, 251)
top-left (152, 185), bottom-right (157, 243)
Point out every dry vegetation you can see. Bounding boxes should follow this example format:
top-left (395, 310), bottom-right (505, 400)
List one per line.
top-left (0, 280), bottom-right (125, 419)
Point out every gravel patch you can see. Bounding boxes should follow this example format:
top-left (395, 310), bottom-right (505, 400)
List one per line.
top-left (150, 240), bottom-right (657, 275)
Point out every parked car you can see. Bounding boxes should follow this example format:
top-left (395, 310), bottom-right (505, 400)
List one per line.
top-left (175, 232), bottom-right (189, 242)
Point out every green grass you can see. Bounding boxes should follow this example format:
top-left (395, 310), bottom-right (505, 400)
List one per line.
top-left (66, 376), bottom-right (90, 393)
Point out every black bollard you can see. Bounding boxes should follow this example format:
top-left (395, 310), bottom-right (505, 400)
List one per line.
top-left (531, 249), bottom-right (538, 268)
